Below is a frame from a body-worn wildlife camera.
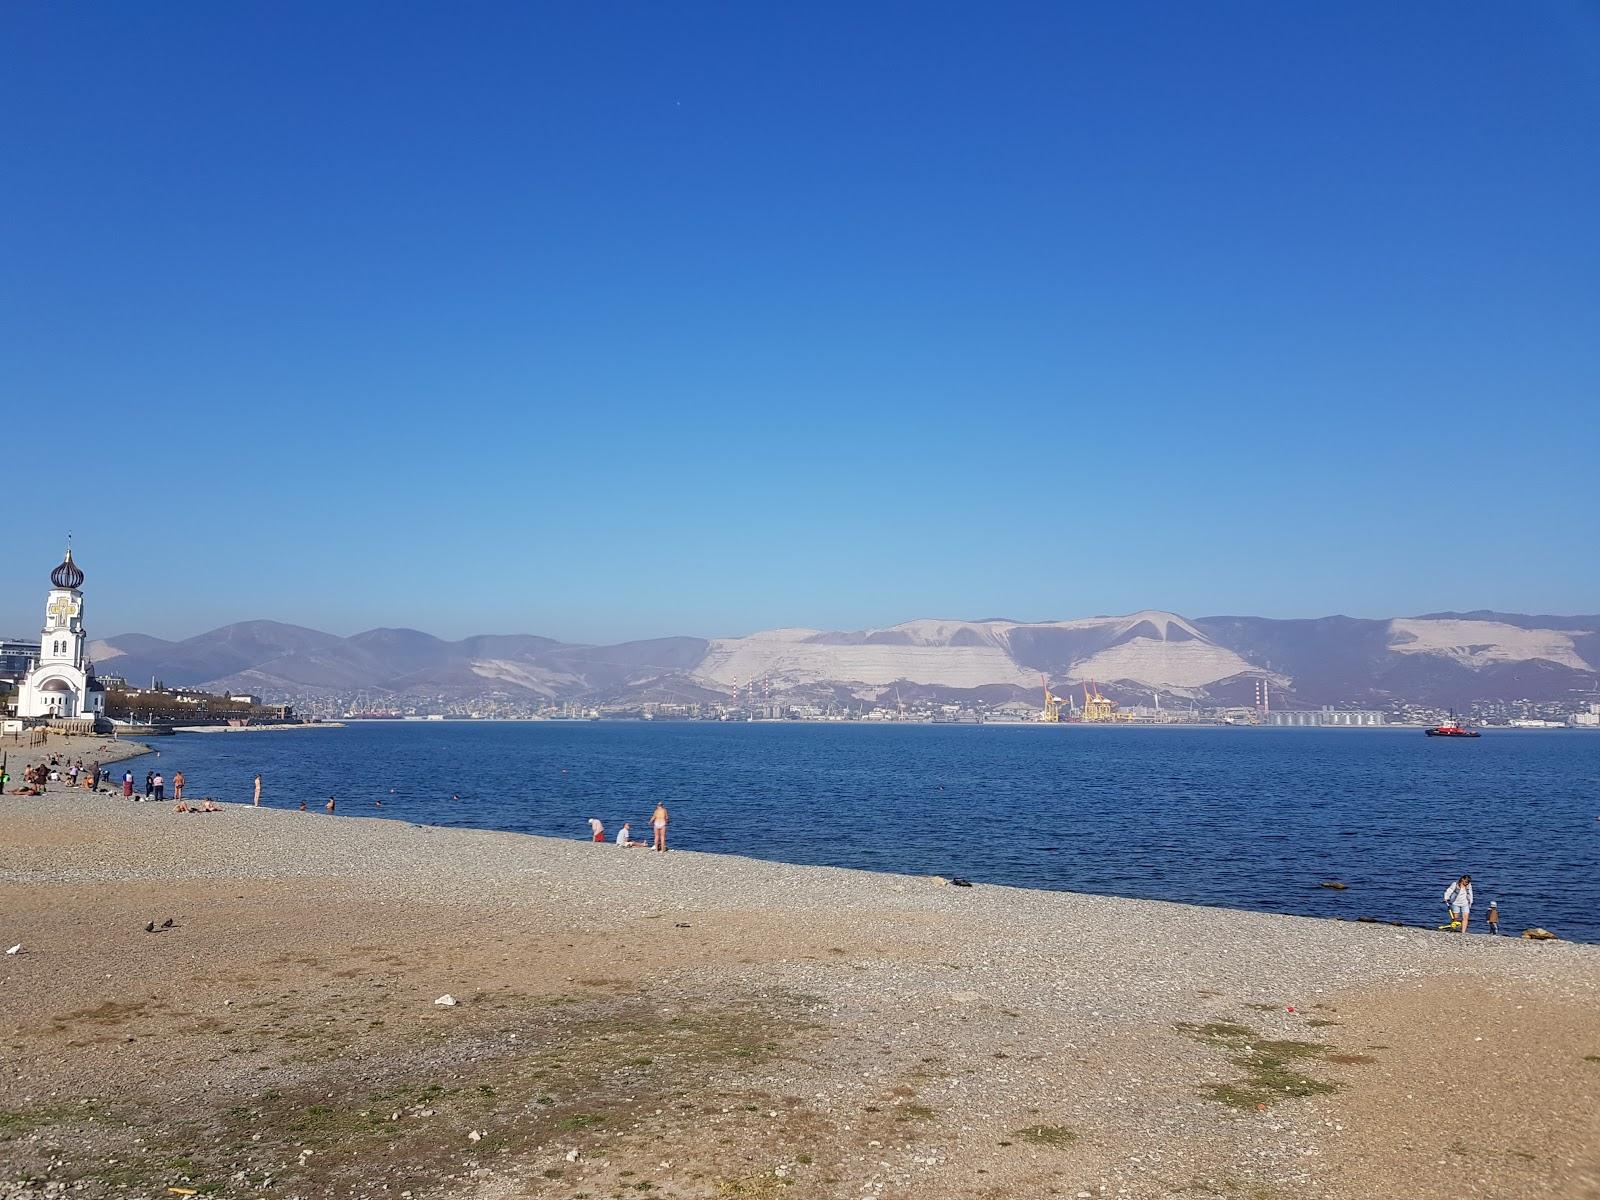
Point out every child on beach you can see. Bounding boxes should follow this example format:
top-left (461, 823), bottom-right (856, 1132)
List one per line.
top-left (1486, 901), bottom-right (1499, 934)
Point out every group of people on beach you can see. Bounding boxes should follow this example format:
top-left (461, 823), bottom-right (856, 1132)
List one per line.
top-left (116, 768), bottom-right (185, 801)
top-left (587, 803), bottom-right (670, 851)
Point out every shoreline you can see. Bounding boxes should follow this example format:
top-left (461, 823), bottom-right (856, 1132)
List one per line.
top-left (2, 790), bottom-right (1597, 1198)
top-left (169, 721), bottom-right (345, 734)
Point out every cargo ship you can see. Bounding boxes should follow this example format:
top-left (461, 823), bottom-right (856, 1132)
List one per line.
top-left (1425, 711), bottom-right (1480, 738)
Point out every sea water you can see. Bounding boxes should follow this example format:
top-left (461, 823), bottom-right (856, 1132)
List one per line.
top-left (132, 722), bottom-right (1600, 942)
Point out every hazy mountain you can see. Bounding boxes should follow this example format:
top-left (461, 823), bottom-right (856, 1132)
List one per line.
top-left (85, 610), bottom-right (1600, 708)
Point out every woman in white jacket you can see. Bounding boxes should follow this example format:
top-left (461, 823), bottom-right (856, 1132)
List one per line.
top-left (1444, 875), bottom-right (1473, 933)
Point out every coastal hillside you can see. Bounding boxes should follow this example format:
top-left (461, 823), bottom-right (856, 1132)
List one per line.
top-left (82, 609), bottom-right (1600, 708)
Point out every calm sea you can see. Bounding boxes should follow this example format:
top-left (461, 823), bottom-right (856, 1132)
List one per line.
top-left (129, 723), bottom-right (1600, 942)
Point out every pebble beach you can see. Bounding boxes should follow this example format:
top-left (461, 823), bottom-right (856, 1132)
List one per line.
top-left (2, 781), bottom-right (1596, 1199)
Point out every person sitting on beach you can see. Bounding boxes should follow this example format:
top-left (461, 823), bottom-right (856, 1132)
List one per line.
top-left (175, 800), bottom-right (191, 813)
top-left (616, 822), bottom-right (641, 848)
top-left (201, 799), bottom-right (221, 812)
top-left (588, 817), bottom-right (605, 843)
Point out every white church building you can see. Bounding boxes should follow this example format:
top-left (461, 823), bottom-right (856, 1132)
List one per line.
top-left (14, 547), bottom-right (106, 723)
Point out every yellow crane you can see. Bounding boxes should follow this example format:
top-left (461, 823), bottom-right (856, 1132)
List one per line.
top-left (1040, 675), bottom-right (1066, 722)
top-left (1081, 680), bottom-right (1118, 722)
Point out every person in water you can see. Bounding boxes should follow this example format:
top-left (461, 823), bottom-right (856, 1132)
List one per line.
top-left (325, 796), bottom-right (336, 813)
top-left (1444, 874), bottom-right (1473, 933)
top-left (651, 802), bottom-right (669, 853)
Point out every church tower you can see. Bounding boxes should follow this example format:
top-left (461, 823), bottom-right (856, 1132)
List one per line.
top-left (40, 548), bottom-right (87, 672)
top-left (15, 544), bottom-right (105, 723)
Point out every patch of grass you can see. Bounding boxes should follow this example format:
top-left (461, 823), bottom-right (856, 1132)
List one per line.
top-left (1173, 1021), bottom-right (1254, 1041)
top-left (1011, 1124), bottom-right (1078, 1148)
top-left (0, 1103), bottom-right (103, 1133)
top-left (558, 1112), bottom-right (607, 1130)
top-left (1177, 1023), bottom-right (1343, 1110)
top-left (1583, 1055), bottom-right (1600, 1063)
top-left (896, 1104), bottom-right (936, 1121)
top-left (715, 1175), bottom-right (782, 1198)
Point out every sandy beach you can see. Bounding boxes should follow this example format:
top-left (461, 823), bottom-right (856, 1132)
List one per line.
top-left (1, 785), bottom-right (1596, 1200)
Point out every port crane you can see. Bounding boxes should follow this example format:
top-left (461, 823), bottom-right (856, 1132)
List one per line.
top-left (1080, 680), bottom-right (1118, 722)
top-left (1040, 675), bottom-right (1067, 723)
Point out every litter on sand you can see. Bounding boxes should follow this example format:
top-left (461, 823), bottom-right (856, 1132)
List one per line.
top-left (5, 944), bottom-right (20, 956)
top-left (435, 994), bottom-right (458, 1006)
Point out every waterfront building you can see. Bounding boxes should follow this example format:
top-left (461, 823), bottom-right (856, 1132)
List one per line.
top-left (1267, 708), bottom-right (1385, 727)
top-left (13, 547), bottom-right (106, 722)
top-left (0, 637), bottom-right (41, 682)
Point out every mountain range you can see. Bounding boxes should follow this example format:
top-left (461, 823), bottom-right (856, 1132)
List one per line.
top-left (82, 610), bottom-right (1600, 709)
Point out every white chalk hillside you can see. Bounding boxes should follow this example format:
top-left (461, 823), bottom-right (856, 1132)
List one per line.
top-left (1387, 618), bottom-right (1591, 671)
top-left (695, 629), bottom-right (1036, 690)
top-left (692, 611), bottom-right (1259, 693)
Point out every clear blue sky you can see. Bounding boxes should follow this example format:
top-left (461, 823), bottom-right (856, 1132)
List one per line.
top-left (4, 2), bottom-right (1597, 643)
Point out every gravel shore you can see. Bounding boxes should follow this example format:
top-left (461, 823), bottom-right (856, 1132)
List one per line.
top-left (2, 789), bottom-right (1596, 1199)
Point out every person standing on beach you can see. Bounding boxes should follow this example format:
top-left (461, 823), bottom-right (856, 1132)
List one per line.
top-left (1486, 901), bottom-right (1499, 934)
top-left (143, 770), bottom-right (154, 799)
top-left (588, 817), bottom-right (605, 843)
top-left (153, 772), bottom-right (165, 801)
top-left (253, 773), bottom-right (262, 807)
top-left (651, 802), bottom-right (669, 853)
top-left (1444, 874), bottom-right (1473, 933)
top-left (122, 770), bottom-right (134, 798)
top-left (173, 771), bottom-right (185, 800)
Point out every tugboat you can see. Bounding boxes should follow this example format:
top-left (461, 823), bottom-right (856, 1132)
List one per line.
top-left (1425, 709), bottom-right (1481, 738)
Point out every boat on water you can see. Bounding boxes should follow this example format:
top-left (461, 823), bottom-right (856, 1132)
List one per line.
top-left (1425, 710), bottom-right (1481, 738)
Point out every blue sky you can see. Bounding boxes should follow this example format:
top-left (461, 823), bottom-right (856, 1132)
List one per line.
top-left (3, 2), bottom-right (1597, 643)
